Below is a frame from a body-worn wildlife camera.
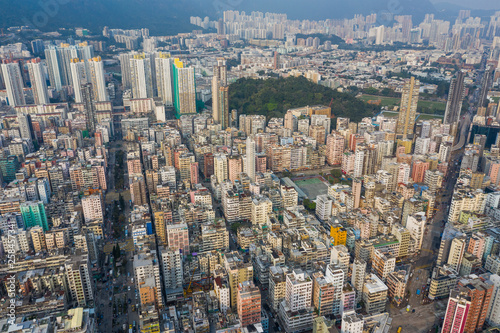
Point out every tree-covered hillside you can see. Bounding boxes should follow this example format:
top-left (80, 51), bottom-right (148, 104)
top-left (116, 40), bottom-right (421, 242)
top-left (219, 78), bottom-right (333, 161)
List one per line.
top-left (229, 76), bottom-right (379, 122)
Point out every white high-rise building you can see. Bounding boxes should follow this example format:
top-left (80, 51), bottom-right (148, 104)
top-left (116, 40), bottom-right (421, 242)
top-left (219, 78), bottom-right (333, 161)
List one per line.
top-left (130, 53), bottom-right (153, 99)
top-left (246, 136), bottom-right (256, 182)
top-left (44, 43), bottom-right (94, 90)
top-left (37, 178), bottom-right (51, 204)
top-left (1, 61), bottom-right (25, 106)
top-left (214, 153), bottom-right (228, 184)
top-left (155, 53), bottom-right (173, 106)
top-left (88, 56), bottom-right (109, 102)
top-left (447, 236), bottom-right (466, 272)
top-left (326, 264), bottom-right (345, 315)
top-left (406, 212), bottom-right (426, 250)
top-left (352, 259), bottom-right (366, 294)
top-left (285, 269), bottom-right (312, 312)
top-left (70, 59), bottom-right (87, 103)
top-left (27, 58), bottom-right (49, 105)
top-left (315, 194), bottom-right (333, 221)
top-left (81, 194), bottom-right (104, 222)
top-left (341, 313), bottom-right (364, 333)
top-left (159, 246), bottom-right (183, 290)
top-left (330, 245), bottom-right (350, 275)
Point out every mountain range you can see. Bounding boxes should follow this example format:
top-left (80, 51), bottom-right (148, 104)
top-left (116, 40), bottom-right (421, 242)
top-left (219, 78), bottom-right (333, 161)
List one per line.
top-left (0, 0), bottom-right (498, 36)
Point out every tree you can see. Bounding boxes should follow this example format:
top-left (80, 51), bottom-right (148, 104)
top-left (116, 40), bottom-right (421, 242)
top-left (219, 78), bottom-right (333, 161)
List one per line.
top-left (230, 222), bottom-right (241, 233)
top-left (303, 199), bottom-right (316, 211)
top-left (115, 243), bottom-right (121, 259)
top-left (228, 76), bottom-right (379, 123)
top-left (330, 169), bottom-right (342, 178)
top-left (119, 194), bottom-right (125, 209)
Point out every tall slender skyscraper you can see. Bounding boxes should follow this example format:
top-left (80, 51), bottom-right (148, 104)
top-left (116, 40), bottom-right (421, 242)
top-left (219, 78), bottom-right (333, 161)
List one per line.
top-left (246, 136), bottom-right (256, 182)
top-left (88, 56), bottom-right (109, 102)
top-left (396, 77), bottom-right (420, 138)
top-left (130, 53), bottom-right (153, 99)
top-left (119, 52), bottom-right (136, 90)
top-left (219, 86), bottom-right (229, 129)
top-left (212, 58), bottom-right (228, 127)
top-left (27, 58), bottom-right (49, 105)
top-left (172, 58), bottom-right (196, 119)
top-left (70, 58), bottom-right (87, 103)
top-left (155, 52), bottom-right (174, 107)
top-left (81, 83), bottom-right (97, 134)
top-left (444, 71), bottom-right (466, 125)
top-left (1, 61), bottom-right (26, 107)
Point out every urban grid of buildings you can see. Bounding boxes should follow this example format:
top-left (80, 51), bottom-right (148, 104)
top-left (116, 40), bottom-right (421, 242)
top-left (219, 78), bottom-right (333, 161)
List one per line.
top-left (0, 7), bottom-right (499, 333)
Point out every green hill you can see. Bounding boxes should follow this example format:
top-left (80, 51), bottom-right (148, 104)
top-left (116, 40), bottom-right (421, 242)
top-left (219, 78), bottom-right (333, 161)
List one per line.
top-left (229, 76), bottom-right (379, 122)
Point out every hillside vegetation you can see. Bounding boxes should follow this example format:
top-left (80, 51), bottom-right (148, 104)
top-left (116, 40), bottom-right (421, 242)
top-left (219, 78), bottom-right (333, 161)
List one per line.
top-left (228, 76), bottom-right (379, 122)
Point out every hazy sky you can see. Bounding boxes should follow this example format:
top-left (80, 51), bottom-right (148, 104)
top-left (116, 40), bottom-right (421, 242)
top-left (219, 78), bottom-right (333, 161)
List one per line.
top-left (431, 0), bottom-right (500, 10)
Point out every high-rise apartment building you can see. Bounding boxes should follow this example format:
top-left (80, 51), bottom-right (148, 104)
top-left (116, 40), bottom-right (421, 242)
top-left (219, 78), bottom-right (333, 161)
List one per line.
top-left (286, 270), bottom-right (313, 310)
top-left (166, 223), bottom-right (189, 254)
top-left (130, 53), bottom-right (154, 99)
top-left (441, 290), bottom-right (471, 333)
top-left (447, 236), bottom-right (466, 272)
top-left (372, 249), bottom-right (396, 282)
top-left (155, 53), bottom-right (174, 106)
top-left (362, 274), bottom-right (388, 314)
top-left (279, 269), bottom-right (314, 332)
top-left (326, 264), bottom-right (345, 315)
top-left (326, 132), bottom-right (345, 165)
top-left (172, 58), bottom-right (196, 118)
top-left (65, 254), bottom-right (94, 307)
top-left (26, 58), bottom-right (49, 105)
top-left (17, 112), bottom-right (35, 143)
top-left (159, 246), bottom-right (183, 291)
top-left (20, 201), bottom-right (49, 231)
top-left (312, 272), bottom-right (334, 316)
top-left (134, 250), bottom-right (163, 309)
top-left (246, 137), bottom-right (256, 182)
top-left (269, 266), bottom-right (288, 311)
top-left (88, 56), bottom-right (109, 102)
top-left (237, 281), bottom-right (261, 327)
top-left (70, 58), bottom-right (86, 103)
top-left (81, 194), bottom-right (104, 222)
top-left (487, 274), bottom-right (500, 327)
top-left (81, 83), bottom-right (97, 134)
top-left (224, 252), bottom-right (253, 310)
top-left (352, 259), bottom-right (367, 294)
top-left (396, 77), bottom-right (420, 138)
top-left (455, 276), bottom-right (493, 333)
top-left (444, 71), bottom-right (466, 125)
top-left (212, 58), bottom-right (229, 128)
top-left (45, 43), bottom-right (94, 90)
top-left (1, 61), bottom-right (26, 106)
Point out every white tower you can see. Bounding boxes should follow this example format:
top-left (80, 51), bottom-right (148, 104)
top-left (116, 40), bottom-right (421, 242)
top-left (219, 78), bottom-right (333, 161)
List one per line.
top-left (1, 62), bottom-right (25, 106)
top-left (246, 136), bottom-right (256, 182)
top-left (27, 58), bottom-right (49, 105)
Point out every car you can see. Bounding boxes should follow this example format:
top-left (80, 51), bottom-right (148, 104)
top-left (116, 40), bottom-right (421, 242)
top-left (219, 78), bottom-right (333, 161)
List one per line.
top-left (128, 286), bottom-right (131, 291)
top-left (108, 302), bottom-right (112, 307)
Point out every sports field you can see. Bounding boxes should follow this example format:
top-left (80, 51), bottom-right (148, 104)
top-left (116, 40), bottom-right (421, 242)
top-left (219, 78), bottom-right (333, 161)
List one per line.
top-left (293, 176), bottom-right (329, 200)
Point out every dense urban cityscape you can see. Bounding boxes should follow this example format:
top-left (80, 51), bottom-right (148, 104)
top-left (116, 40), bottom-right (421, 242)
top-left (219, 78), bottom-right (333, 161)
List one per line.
top-left (0, 5), bottom-right (500, 333)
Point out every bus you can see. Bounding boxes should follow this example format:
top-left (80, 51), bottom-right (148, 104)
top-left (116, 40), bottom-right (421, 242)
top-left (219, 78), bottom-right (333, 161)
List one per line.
top-left (397, 327), bottom-right (402, 333)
